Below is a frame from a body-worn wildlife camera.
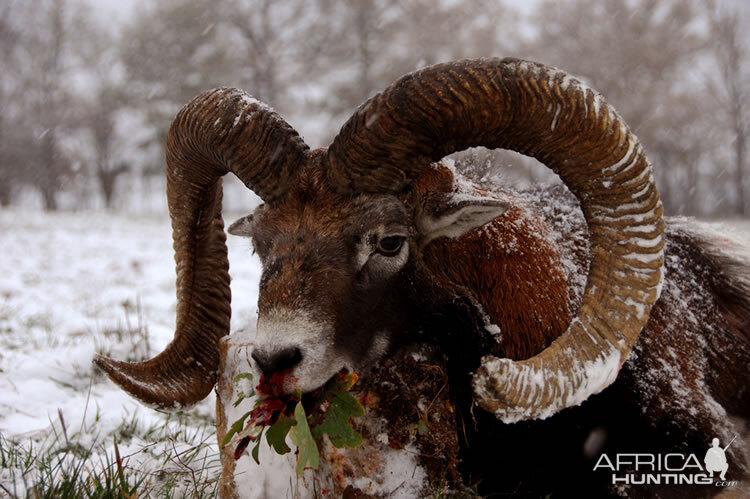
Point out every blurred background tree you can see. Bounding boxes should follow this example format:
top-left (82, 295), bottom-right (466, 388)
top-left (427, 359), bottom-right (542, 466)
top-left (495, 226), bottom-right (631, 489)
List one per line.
top-left (706, 0), bottom-right (750, 215)
top-left (0, 0), bottom-right (747, 216)
top-left (523, 0), bottom-right (709, 213)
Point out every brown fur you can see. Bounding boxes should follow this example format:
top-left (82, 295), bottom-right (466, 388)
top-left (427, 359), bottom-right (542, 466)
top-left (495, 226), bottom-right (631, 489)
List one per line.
top-left (252, 153), bottom-right (358, 320)
top-left (421, 211), bottom-right (570, 360)
top-left (404, 165), bottom-right (570, 360)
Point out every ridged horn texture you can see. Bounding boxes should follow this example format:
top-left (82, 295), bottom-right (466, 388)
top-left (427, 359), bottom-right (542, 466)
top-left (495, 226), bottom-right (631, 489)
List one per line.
top-left (93, 88), bottom-right (309, 410)
top-left (327, 57), bottom-right (665, 423)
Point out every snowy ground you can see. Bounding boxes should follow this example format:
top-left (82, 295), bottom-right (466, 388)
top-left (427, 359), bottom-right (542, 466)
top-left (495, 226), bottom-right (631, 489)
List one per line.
top-left (1, 209), bottom-right (750, 497)
top-left (0, 209), bottom-right (262, 497)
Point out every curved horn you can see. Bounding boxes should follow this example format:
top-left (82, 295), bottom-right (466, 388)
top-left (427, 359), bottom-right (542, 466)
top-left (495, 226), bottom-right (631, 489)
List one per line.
top-left (94, 88), bottom-right (309, 409)
top-left (327, 58), bottom-right (664, 422)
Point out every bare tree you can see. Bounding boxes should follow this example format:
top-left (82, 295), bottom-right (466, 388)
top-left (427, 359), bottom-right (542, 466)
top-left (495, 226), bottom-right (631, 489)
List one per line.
top-left (64, 19), bottom-right (132, 210)
top-left (216, 0), bottom-right (289, 105)
top-left (86, 85), bottom-right (130, 209)
top-left (706, 0), bottom-right (750, 215)
top-left (524, 0), bottom-right (708, 214)
top-left (3, 0), bottom-right (96, 210)
top-left (312, 0), bottom-right (521, 142)
top-left (0, 1), bottom-right (22, 206)
top-left (120, 0), bottom-right (240, 174)
top-left (28, 0), bottom-right (68, 210)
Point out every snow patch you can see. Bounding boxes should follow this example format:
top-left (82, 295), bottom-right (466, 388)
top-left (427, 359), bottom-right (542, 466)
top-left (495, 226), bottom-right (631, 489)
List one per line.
top-left (485, 323), bottom-right (502, 337)
top-left (347, 442), bottom-right (427, 497)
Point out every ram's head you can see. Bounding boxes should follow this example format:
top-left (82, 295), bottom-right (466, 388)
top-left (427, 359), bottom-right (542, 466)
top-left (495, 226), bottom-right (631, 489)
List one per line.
top-left (94, 58), bottom-right (664, 423)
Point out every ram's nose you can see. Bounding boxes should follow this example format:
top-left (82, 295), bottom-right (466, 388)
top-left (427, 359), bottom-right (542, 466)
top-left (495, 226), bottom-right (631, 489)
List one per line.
top-left (251, 347), bottom-right (303, 377)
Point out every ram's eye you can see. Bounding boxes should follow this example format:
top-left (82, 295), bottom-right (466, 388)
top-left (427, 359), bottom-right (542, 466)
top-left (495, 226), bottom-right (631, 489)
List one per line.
top-left (376, 236), bottom-right (404, 256)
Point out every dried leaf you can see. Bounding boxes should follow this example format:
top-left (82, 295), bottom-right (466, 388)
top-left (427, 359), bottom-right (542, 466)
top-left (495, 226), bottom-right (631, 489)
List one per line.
top-left (234, 436), bottom-right (251, 460)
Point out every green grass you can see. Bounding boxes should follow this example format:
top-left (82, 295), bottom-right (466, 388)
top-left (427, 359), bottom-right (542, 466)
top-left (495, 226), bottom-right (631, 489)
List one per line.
top-left (0, 214), bottom-right (231, 498)
top-left (0, 292), bottom-right (224, 498)
top-left (0, 408), bottom-right (221, 498)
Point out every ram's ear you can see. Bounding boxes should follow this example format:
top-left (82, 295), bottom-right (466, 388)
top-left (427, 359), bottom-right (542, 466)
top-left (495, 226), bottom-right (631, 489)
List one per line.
top-left (416, 192), bottom-right (510, 246)
top-left (227, 214), bottom-right (254, 237)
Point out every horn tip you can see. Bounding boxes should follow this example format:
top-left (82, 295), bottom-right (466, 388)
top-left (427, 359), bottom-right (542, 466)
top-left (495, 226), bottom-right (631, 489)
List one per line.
top-left (92, 353), bottom-right (118, 376)
top-left (92, 353), bottom-right (204, 412)
top-left (92, 354), bottom-right (163, 408)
